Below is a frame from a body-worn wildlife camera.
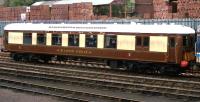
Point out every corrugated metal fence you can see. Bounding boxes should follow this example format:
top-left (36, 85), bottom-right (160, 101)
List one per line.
top-left (1, 19), bottom-right (200, 36)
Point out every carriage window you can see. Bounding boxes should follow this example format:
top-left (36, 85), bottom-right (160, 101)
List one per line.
top-left (143, 37), bottom-right (149, 47)
top-left (68, 34), bottom-right (79, 46)
top-left (183, 36), bottom-right (189, 47)
top-left (104, 35), bottom-right (116, 48)
top-left (86, 35), bottom-right (97, 47)
top-left (190, 36), bottom-right (195, 49)
top-left (169, 37), bottom-right (175, 47)
top-left (136, 36), bottom-right (142, 46)
top-left (37, 34), bottom-right (46, 45)
top-left (52, 34), bottom-right (62, 46)
top-left (23, 33), bottom-right (32, 45)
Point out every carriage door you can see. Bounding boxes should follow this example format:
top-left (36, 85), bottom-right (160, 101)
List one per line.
top-left (168, 37), bottom-right (176, 62)
top-left (196, 35), bottom-right (200, 63)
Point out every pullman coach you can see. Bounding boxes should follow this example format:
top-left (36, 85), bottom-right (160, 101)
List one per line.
top-left (3, 23), bottom-right (196, 74)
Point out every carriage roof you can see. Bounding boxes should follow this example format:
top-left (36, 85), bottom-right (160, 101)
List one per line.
top-left (4, 23), bottom-right (195, 34)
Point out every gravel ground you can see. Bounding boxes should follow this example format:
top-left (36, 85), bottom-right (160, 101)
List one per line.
top-left (0, 87), bottom-right (200, 102)
top-left (0, 88), bottom-right (66, 102)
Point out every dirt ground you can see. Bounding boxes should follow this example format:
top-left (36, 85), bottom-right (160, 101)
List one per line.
top-left (0, 87), bottom-right (200, 102)
top-left (0, 88), bottom-right (66, 102)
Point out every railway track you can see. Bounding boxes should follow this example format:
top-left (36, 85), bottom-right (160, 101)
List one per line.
top-left (0, 52), bottom-right (200, 101)
top-left (0, 66), bottom-right (140, 101)
top-left (0, 53), bottom-right (141, 102)
top-left (0, 60), bottom-right (200, 99)
top-left (0, 75), bottom-right (139, 102)
top-left (1, 52), bottom-right (200, 77)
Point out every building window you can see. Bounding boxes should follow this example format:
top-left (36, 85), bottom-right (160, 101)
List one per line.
top-left (68, 34), bottom-right (79, 46)
top-left (143, 37), bottom-right (149, 47)
top-left (104, 35), bottom-right (116, 48)
top-left (171, 2), bottom-right (177, 13)
top-left (52, 34), bottom-right (62, 46)
top-left (169, 37), bottom-right (175, 47)
top-left (37, 34), bottom-right (46, 45)
top-left (86, 35), bottom-right (97, 47)
top-left (136, 36), bottom-right (142, 46)
top-left (23, 33), bottom-right (32, 45)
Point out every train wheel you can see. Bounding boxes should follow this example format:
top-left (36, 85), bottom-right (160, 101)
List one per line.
top-left (124, 62), bottom-right (134, 71)
top-left (108, 60), bottom-right (118, 69)
top-left (21, 54), bottom-right (30, 62)
top-left (13, 55), bottom-right (19, 61)
top-left (190, 62), bottom-right (199, 72)
top-left (159, 65), bottom-right (181, 75)
top-left (42, 56), bottom-right (51, 63)
top-left (158, 66), bottom-right (166, 74)
top-left (11, 53), bottom-right (21, 61)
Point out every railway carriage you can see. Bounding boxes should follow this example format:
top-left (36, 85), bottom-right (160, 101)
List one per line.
top-left (3, 23), bottom-right (196, 74)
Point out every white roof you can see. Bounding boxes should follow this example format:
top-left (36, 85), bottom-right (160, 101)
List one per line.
top-left (4, 23), bottom-right (195, 34)
top-left (32, 0), bottom-right (114, 6)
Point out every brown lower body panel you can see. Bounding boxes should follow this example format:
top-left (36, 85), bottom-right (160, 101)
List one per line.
top-left (6, 44), bottom-right (169, 63)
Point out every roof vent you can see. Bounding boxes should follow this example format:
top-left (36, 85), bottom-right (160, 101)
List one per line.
top-left (170, 23), bottom-right (175, 25)
top-left (162, 23), bottom-right (167, 25)
top-left (131, 22), bottom-right (136, 25)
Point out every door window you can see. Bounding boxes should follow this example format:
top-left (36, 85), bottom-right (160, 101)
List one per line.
top-left (169, 37), bottom-right (175, 48)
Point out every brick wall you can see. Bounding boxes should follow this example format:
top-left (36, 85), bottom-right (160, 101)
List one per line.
top-left (135, 0), bottom-right (153, 18)
top-left (177, 0), bottom-right (200, 18)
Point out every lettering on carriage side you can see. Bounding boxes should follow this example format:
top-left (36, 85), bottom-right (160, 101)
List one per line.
top-left (49, 26), bottom-right (107, 30)
top-left (56, 49), bottom-right (92, 54)
top-left (75, 50), bottom-right (92, 54)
